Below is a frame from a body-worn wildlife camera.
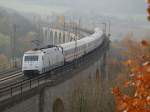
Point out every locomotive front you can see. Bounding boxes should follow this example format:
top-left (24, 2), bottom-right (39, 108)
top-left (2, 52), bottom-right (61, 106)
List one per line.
top-left (22, 51), bottom-right (43, 76)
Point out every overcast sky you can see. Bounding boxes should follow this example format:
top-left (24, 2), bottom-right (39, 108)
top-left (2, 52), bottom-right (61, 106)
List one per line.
top-left (0, 0), bottom-right (147, 16)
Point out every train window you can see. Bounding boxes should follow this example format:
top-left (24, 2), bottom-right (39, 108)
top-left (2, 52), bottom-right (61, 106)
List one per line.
top-left (24, 56), bottom-right (38, 61)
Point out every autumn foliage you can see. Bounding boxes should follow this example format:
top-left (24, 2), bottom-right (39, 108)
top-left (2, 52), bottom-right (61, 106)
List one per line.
top-left (147, 0), bottom-right (150, 21)
top-left (112, 40), bottom-right (150, 112)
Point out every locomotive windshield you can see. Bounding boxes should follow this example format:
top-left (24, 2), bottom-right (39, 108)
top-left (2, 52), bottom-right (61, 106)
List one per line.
top-left (24, 56), bottom-right (38, 61)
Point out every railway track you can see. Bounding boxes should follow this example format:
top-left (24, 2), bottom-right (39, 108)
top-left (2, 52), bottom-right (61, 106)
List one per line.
top-left (0, 69), bottom-right (22, 84)
top-left (0, 72), bottom-right (23, 83)
top-left (0, 68), bottom-right (20, 75)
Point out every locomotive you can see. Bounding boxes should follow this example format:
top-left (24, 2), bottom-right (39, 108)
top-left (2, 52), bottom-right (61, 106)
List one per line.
top-left (22, 28), bottom-right (104, 76)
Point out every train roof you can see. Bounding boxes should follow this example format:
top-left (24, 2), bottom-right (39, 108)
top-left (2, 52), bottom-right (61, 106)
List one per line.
top-left (40, 45), bottom-right (58, 49)
top-left (24, 50), bottom-right (42, 54)
top-left (60, 30), bottom-right (103, 50)
top-left (24, 47), bottom-right (60, 55)
top-left (24, 44), bottom-right (61, 54)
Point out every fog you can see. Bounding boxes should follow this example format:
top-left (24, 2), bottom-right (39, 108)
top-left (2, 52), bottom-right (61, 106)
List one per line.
top-left (0, 0), bottom-right (146, 15)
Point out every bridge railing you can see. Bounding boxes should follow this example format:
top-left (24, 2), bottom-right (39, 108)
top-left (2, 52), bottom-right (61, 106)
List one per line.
top-left (0, 61), bottom-right (77, 101)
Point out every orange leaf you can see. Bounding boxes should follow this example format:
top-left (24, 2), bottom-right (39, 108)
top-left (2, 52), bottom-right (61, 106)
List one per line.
top-left (124, 81), bottom-right (131, 87)
top-left (112, 87), bottom-right (121, 96)
top-left (141, 40), bottom-right (149, 47)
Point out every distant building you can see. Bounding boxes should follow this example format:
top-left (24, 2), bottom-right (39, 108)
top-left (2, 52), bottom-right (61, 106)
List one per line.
top-left (58, 15), bottom-right (65, 26)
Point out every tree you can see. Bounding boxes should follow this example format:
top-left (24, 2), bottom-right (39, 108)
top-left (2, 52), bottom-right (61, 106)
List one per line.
top-left (0, 54), bottom-right (9, 70)
top-left (112, 40), bottom-right (150, 112)
top-left (146, 0), bottom-right (150, 21)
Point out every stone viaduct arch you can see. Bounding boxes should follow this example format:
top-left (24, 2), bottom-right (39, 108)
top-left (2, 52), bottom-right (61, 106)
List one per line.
top-left (52, 98), bottom-right (64, 112)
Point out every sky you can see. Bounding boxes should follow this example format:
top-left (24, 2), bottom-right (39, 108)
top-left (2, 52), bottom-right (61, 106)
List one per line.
top-left (0, 0), bottom-right (147, 16)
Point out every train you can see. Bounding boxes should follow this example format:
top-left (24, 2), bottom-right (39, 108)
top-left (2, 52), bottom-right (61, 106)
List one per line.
top-left (22, 28), bottom-right (104, 76)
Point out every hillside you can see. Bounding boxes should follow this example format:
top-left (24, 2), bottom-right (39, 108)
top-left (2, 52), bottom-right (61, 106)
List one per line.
top-left (0, 7), bottom-right (37, 58)
top-left (0, 7), bottom-right (35, 37)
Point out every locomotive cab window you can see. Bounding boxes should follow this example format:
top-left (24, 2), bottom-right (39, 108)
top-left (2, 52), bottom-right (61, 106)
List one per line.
top-left (24, 56), bottom-right (39, 61)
